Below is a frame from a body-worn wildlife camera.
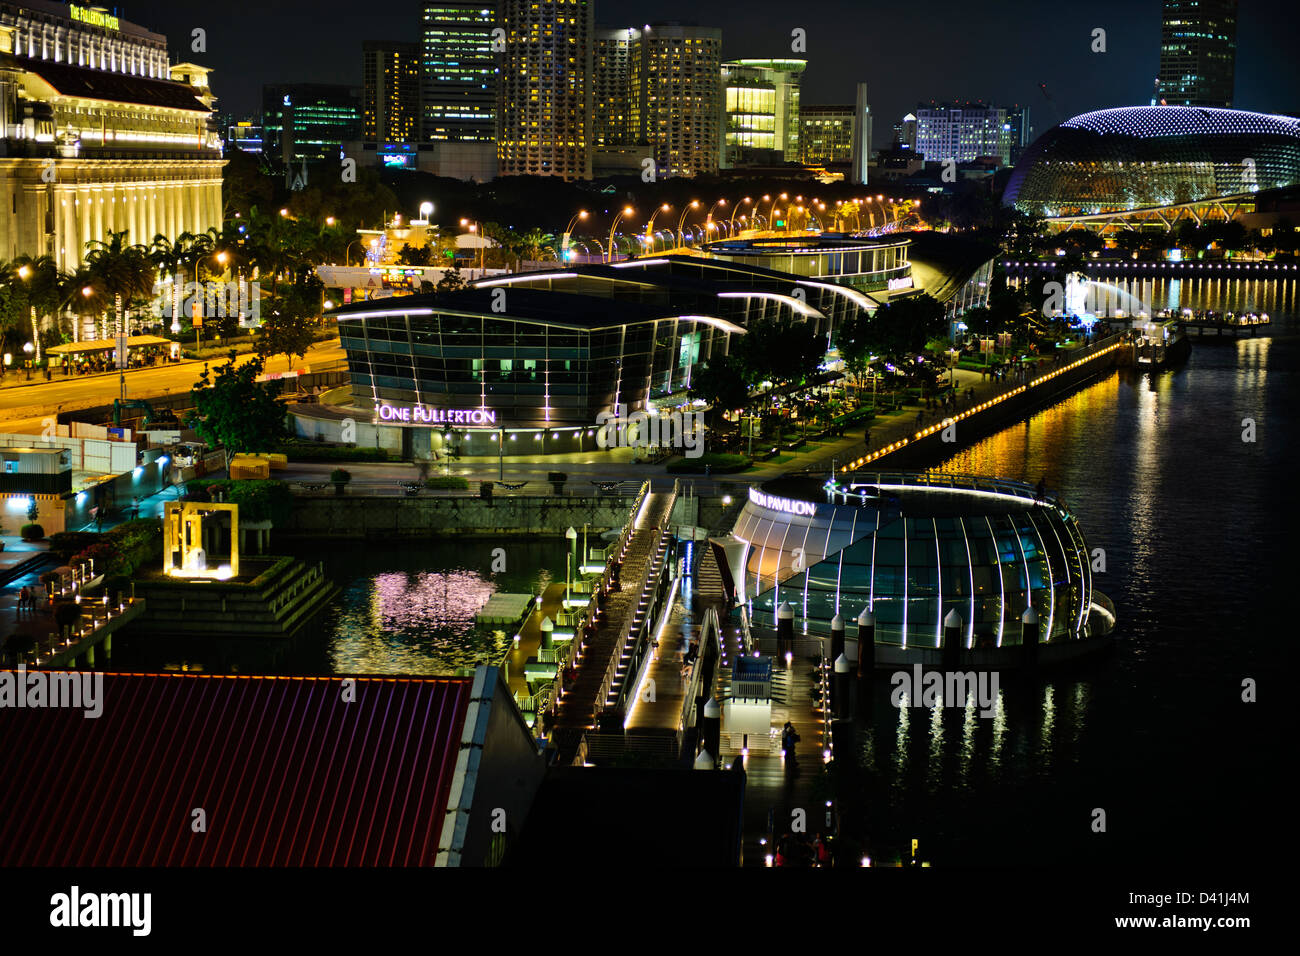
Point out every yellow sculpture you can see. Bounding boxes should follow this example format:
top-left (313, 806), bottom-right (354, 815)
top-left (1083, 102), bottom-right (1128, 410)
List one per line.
top-left (163, 501), bottom-right (240, 579)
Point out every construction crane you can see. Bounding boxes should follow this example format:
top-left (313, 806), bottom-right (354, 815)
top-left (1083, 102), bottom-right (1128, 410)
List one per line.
top-left (1038, 82), bottom-right (1063, 125)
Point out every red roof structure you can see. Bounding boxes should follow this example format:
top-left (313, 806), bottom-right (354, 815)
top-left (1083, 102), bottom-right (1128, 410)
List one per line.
top-left (0, 672), bottom-right (473, 866)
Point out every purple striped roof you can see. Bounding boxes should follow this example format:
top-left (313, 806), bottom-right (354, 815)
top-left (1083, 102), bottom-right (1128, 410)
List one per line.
top-left (0, 672), bottom-right (472, 866)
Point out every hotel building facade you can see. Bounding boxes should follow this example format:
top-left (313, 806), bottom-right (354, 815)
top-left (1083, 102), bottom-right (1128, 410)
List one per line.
top-left (497, 0), bottom-right (593, 180)
top-left (0, 1), bottom-right (223, 268)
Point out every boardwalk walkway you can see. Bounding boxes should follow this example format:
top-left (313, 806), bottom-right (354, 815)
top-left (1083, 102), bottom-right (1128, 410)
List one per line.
top-left (553, 490), bottom-right (675, 762)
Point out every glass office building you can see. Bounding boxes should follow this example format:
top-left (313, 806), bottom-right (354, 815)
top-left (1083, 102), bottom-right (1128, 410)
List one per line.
top-left (728, 473), bottom-right (1114, 649)
top-left (1004, 106), bottom-right (1300, 218)
top-left (701, 236), bottom-right (913, 295)
top-left (330, 256), bottom-right (884, 430)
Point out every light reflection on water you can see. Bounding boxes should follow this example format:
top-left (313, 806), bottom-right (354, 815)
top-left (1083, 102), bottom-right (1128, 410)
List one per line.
top-left (853, 281), bottom-right (1291, 865)
top-left (292, 540), bottom-right (567, 676)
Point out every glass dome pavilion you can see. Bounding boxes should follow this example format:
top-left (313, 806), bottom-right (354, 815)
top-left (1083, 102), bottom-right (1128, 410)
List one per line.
top-left (1003, 106), bottom-right (1300, 218)
top-left (725, 473), bottom-right (1115, 650)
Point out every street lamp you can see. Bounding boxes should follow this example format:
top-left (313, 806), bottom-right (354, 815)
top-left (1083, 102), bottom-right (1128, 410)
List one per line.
top-left (562, 210), bottom-right (588, 261)
top-left (646, 203), bottom-right (671, 246)
top-left (419, 201), bottom-right (434, 221)
top-left (766, 193), bottom-right (787, 234)
top-left (675, 200), bottom-right (699, 247)
top-left (23, 341), bottom-right (33, 381)
top-left (729, 197), bottom-right (751, 231)
top-left (607, 206), bottom-right (634, 263)
top-left (460, 219), bottom-right (484, 276)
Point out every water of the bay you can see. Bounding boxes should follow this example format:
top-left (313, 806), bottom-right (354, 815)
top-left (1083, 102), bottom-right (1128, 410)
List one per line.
top-left (280, 538), bottom-right (568, 675)
top-left (857, 276), bottom-right (1294, 865)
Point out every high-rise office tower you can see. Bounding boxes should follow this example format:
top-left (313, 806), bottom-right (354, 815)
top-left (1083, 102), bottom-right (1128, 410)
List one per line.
top-left (628, 23), bottom-right (721, 178)
top-left (910, 102), bottom-right (1009, 165)
top-left (422, 2), bottom-right (497, 141)
top-left (498, 0), bottom-right (593, 179)
top-left (363, 41), bottom-right (422, 144)
top-left (1158, 0), bottom-right (1237, 107)
top-left (262, 83), bottom-right (362, 169)
top-left (800, 85), bottom-right (871, 184)
top-left (720, 58), bottom-right (805, 168)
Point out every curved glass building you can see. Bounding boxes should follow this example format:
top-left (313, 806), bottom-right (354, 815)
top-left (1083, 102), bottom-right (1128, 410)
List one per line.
top-left (1003, 106), bottom-right (1300, 217)
top-left (723, 473), bottom-right (1115, 654)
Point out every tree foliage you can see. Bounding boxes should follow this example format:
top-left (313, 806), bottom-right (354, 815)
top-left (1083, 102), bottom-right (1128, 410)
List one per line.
top-left (187, 353), bottom-right (290, 467)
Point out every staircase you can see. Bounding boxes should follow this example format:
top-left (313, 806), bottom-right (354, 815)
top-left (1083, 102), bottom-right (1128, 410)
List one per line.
top-left (553, 490), bottom-right (675, 763)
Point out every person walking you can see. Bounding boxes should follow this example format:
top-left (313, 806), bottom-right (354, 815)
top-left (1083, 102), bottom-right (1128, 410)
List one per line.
top-left (18, 586), bottom-right (29, 613)
top-left (1035, 476), bottom-right (1046, 503)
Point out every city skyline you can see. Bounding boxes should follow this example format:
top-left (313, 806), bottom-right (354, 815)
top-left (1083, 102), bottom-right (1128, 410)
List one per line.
top-left (118, 0), bottom-right (1299, 149)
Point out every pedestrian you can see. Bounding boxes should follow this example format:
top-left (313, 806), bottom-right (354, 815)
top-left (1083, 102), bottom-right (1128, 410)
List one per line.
top-left (131, 495), bottom-right (140, 519)
top-left (914, 409), bottom-right (923, 427)
top-left (815, 833), bottom-right (831, 867)
top-left (1035, 476), bottom-right (1046, 502)
top-left (863, 426), bottom-right (871, 449)
top-left (18, 586), bottom-right (29, 612)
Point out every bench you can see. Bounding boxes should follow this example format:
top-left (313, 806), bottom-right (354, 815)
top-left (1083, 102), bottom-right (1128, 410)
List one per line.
top-left (497, 481), bottom-right (529, 491)
top-left (297, 482), bottom-right (328, 493)
top-left (398, 482), bottom-right (422, 497)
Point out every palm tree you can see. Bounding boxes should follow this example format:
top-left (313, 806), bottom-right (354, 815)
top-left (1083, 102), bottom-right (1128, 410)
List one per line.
top-left (61, 266), bottom-right (109, 340)
top-left (83, 231), bottom-right (157, 335)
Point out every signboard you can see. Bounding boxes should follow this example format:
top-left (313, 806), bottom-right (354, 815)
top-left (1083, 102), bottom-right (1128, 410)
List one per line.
top-left (375, 404), bottom-right (498, 427)
top-left (191, 301), bottom-right (203, 327)
top-left (343, 288), bottom-right (352, 305)
top-left (115, 334), bottom-right (128, 370)
top-left (748, 486), bottom-right (817, 517)
top-left (70, 3), bottom-right (119, 29)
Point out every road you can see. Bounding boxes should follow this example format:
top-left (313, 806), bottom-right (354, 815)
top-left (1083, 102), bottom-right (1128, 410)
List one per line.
top-left (0, 339), bottom-right (347, 432)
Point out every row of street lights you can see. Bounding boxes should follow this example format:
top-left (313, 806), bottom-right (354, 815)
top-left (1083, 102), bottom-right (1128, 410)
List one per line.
top-left (560, 193), bottom-right (904, 263)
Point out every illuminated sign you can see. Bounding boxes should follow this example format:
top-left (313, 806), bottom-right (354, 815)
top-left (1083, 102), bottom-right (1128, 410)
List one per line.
top-left (70, 4), bottom-right (120, 29)
top-left (748, 487), bottom-right (817, 517)
top-left (376, 404), bottom-right (498, 427)
top-left (887, 277), bottom-right (914, 291)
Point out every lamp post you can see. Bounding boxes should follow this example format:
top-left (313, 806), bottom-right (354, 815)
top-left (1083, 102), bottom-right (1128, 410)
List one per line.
top-left (23, 341), bottom-right (33, 380)
top-left (729, 197), bottom-right (751, 232)
top-left (562, 210), bottom-right (588, 262)
top-left (646, 203), bottom-right (671, 249)
top-left (675, 200), bottom-right (700, 248)
top-left (607, 206), bottom-right (634, 263)
top-left (767, 193), bottom-right (787, 235)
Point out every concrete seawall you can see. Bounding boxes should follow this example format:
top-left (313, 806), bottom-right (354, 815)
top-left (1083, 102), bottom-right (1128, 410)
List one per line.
top-left (280, 492), bottom-right (741, 539)
top-left (852, 339), bottom-right (1128, 471)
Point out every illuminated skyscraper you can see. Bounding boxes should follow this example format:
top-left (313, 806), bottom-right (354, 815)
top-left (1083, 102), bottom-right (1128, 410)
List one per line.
top-left (627, 23), bottom-right (721, 178)
top-left (592, 27), bottom-right (633, 148)
top-left (720, 58), bottom-right (805, 168)
top-left (363, 41), bottom-right (421, 144)
top-left (497, 0), bottom-right (592, 180)
top-left (1158, 0), bottom-right (1237, 107)
top-left (422, 2), bottom-right (496, 141)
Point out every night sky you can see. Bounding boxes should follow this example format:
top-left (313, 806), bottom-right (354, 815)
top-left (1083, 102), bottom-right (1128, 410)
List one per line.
top-left (122, 0), bottom-right (1299, 146)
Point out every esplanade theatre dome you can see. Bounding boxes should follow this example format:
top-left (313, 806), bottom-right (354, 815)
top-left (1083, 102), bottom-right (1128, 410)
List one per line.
top-left (1003, 106), bottom-right (1300, 218)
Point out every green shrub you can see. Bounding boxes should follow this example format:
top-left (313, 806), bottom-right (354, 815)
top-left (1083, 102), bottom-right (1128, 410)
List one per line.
top-left (330, 468), bottom-right (351, 484)
top-left (49, 531), bottom-right (102, 561)
top-left (424, 476), bottom-right (469, 490)
top-left (198, 480), bottom-right (293, 525)
top-left (20, 523), bottom-right (44, 540)
top-left (276, 442), bottom-right (389, 463)
top-left (666, 453), bottom-right (751, 474)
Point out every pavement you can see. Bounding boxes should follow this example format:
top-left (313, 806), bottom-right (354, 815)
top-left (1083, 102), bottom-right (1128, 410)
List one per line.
top-left (0, 339), bottom-right (347, 432)
top-left (272, 356), bottom-right (1063, 491)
